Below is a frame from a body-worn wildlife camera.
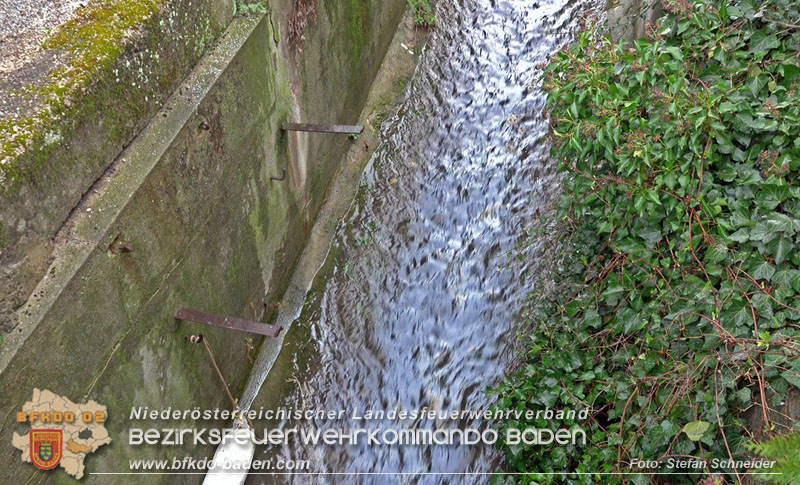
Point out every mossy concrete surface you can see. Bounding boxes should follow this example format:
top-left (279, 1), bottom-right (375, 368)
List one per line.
top-left (0, 0), bottom-right (233, 337)
top-left (275, 0), bottom-right (407, 219)
top-left (0, 0), bottom-right (405, 482)
top-left (244, 7), bottom-right (426, 419)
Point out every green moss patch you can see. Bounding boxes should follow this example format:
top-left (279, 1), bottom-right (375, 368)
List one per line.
top-left (0, 0), bottom-right (166, 186)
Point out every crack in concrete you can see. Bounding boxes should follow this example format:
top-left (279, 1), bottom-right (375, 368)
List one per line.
top-left (268, 10), bottom-right (279, 47)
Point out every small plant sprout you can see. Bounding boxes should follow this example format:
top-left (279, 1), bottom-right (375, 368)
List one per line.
top-left (408, 0), bottom-right (436, 28)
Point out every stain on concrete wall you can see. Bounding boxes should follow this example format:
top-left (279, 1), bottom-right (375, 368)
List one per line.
top-left (0, 0), bottom-right (405, 480)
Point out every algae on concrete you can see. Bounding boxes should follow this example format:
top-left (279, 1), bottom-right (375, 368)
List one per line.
top-left (0, 0), bottom-right (408, 481)
top-left (0, 0), bottom-right (233, 343)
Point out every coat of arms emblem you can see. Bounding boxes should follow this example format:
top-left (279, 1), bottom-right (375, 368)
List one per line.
top-left (30, 429), bottom-right (63, 470)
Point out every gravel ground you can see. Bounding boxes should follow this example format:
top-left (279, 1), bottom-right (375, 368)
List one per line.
top-left (0, 0), bottom-right (84, 73)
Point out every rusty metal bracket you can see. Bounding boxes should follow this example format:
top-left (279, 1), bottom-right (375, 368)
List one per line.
top-left (270, 168), bottom-right (287, 181)
top-left (281, 123), bottom-right (364, 135)
top-left (176, 308), bottom-right (282, 337)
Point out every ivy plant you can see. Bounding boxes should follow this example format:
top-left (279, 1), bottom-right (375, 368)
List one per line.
top-left (492, 0), bottom-right (800, 483)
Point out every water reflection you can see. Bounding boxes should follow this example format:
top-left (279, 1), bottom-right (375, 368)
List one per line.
top-left (249, 0), bottom-right (597, 482)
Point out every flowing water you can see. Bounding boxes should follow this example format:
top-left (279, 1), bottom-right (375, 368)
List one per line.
top-left (248, 0), bottom-right (597, 482)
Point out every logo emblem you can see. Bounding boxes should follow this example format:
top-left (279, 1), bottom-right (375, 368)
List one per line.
top-left (30, 429), bottom-right (62, 470)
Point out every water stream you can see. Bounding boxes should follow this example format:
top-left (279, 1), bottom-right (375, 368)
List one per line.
top-left (247, 0), bottom-right (597, 482)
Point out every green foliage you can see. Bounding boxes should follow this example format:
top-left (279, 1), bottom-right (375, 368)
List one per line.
top-left (235, 0), bottom-right (267, 16)
top-left (748, 431), bottom-right (800, 483)
top-left (408, 0), bottom-right (436, 28)
top-left (491, 0), bottom-right (800, 482)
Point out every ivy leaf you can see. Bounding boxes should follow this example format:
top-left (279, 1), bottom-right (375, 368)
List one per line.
top-left (728, 228), bottom-right (750, 243)
top-left (584, 309), bottom-right (603, 329)
top-left (619, 308), bottom-right (644, 334)
top-left (781, 362), bottom-right (800, 390)
top-left (736, 387), bottom-right (752, 405)
top-left (766, 213), bottom-right (795, 233)
top-left (749, 31), bottom-right (780, 56)
top-left (729, 209), bottom-right (754, 228)
top-left (706, 243), bottom-right (729, 263)
top-left (750, 222), bottom-right (774, 242)
top-left (682, 421), bottom-right (711, 442)
top-left (773, 269), bottom-right (799, 287)
top-left (564, 301), bottom-right (582, 317)
top-left (772, 236), bottom-right (794, 265)
top-left (639, 225), bottom-right (663, 244)
top-left (722, 301), bottom-right (754, 328)
top-left (757, 184), bottom-right (789, 210)
top-left (750, 258), bottom-right (776, 281)
top-left (649, 420), bottom-right (680, 448)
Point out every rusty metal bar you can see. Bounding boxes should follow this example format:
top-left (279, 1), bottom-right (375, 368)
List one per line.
top-left (175, 308), bottom-right (282, 337)
top-left (281, 123), bottom-right (363, 135)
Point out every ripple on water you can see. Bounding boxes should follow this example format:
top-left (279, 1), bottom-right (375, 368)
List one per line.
top-left (251, 0), bottom-right (599, 482)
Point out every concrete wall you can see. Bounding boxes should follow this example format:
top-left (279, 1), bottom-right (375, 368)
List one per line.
top-left (0, 0), bottom-right (234, 332)
top-left (0, 0), bottom-right (405, 482)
